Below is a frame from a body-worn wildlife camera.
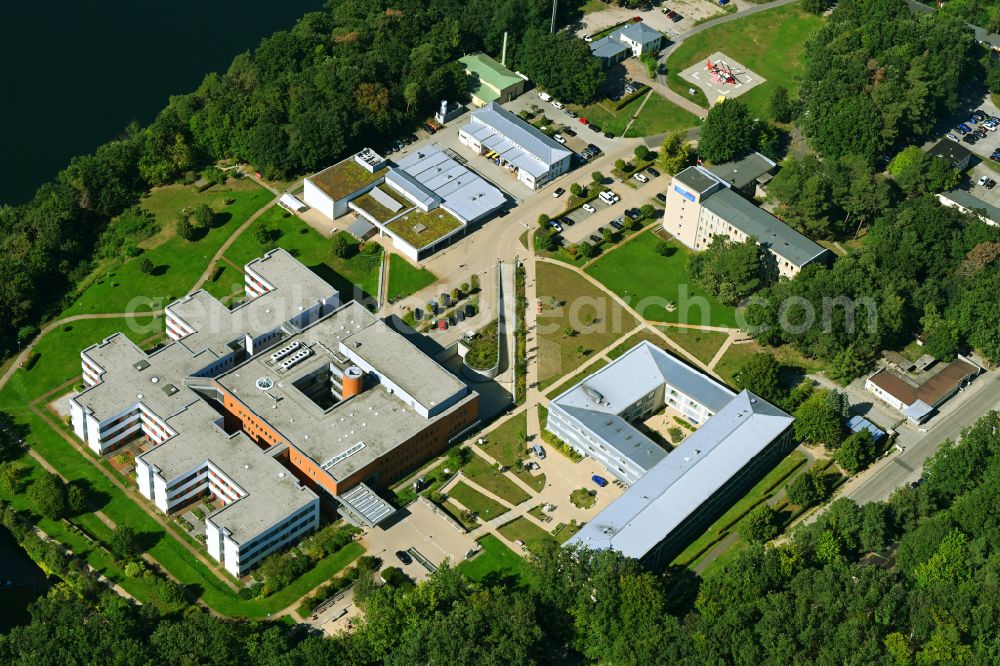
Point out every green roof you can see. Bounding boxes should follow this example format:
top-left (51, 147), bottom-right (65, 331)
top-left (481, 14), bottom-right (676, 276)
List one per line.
top-left (460, 53), bottom-right (522, 92)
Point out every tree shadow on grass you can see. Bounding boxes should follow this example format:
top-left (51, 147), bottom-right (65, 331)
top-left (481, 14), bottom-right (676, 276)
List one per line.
top-left (137, 529), bottom-right (163, 553)
top-left (478, 569), bottom-right (522, 590)
top-left (150, 264), bottom-right (170, 277)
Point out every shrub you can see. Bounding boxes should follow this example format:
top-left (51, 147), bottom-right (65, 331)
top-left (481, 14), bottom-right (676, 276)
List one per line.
top-left (124, 561), bottom-right (146, 577)
top-left (139, 258), bottom-right (154, 274)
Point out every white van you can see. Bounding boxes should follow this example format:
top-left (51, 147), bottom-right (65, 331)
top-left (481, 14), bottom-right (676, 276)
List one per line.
top-left (599, 190), bottom-right (619, 205)
top-left (537, 91), bottom-right (552, 102)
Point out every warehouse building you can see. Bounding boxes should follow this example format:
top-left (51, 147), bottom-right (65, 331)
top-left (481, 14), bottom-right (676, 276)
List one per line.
top-left (663, 166), bottom-right (829, 278)
top-left (551, 341), bottom-right (795, 568)
top-left (303, 146), bottom-right (506, 261)
top-left (865, 356), bottom-right (981, 424)
top-left (71, 251), bottom-right (479, 576)
top-left (460, 53), bottom-right (525, 106)
top-left (459, 102), bottom-right (573, 189)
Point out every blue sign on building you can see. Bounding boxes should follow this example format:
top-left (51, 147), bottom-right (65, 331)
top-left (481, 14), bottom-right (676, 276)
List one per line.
top-left (673, 185), bottom-right (696, 202)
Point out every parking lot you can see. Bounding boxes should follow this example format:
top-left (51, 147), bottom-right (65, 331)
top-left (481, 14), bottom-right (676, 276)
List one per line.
top-left (938, 95), bottom-right (1000, 162)
top-left (576, 0), bottom-right (753, 41)
top-left (501, 93), bottom-right (623, 158)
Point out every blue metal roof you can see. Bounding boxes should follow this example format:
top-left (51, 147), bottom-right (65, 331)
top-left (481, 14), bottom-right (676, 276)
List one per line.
top-left (846, 415), bottom-right (887, 443)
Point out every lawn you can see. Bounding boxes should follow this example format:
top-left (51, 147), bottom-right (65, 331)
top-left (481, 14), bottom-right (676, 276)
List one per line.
top-left (665, 3), bottom-right (825, 117)
top-left (387, 254), bottom-right (436, 301)
top-left (61, 182), bottom-right (273, 317)
top-left (713, 339), bottom-right (825, 386)
top-left (623, 92), bottom-right (701, 137)
top-left (659, 326), bottom-right (729, 365)
top-left (497, 516), bottom-right (556, 553)
top-left (570, 488), bottom-right (597, 509)
top-left (585, 232), bottom-right (739, 327)
top-left (456, 534), bottom-right (528, 584)
top-left (224, 206), bottom-right (382, 301)
top-left (447, 481), bottom-right (510, 521)
top-left (462, 454), bottom-right (531, 506)
top-left (606, 329), bottom-right (666, 361)
top-left (480, 412), bottom-right (528, 467)
top-left (552, 520), bottom-right (583, 544)
top-left (535, 261), bottom-right (639, 386)
top-left (671, 449), bottom-right (807, 568)
top-left (568, 91), bottom-right (698, 138)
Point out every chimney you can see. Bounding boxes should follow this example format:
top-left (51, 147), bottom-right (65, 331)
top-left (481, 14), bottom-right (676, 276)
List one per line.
top-left (341, 366), bottom-right (364, 399)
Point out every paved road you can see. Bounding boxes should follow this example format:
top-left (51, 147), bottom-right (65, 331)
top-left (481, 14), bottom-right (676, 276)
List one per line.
top-left (837, 371), bottom-right (1000, 506)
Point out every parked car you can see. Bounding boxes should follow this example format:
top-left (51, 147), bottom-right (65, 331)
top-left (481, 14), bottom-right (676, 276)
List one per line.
top-left (588, 143), bottom-right (601, 154)
top-left (634, 172), bottom-right (649, 183)
top-left (561, 216), bottom-right (574, 226)
top-left (552, 100), bottom-right (564, 110)
top-left (589, 124), bottom-right (602, 132)
top-left (589, 234), bottom-right (602, 243)
top-left (533, 444), bottom-right (546, 459)
top-left (580, 148), bottom-right (594, 160)
top-left (656, 192), bottom-right (667, 203)
top-left (592, 475), bottom-right (609, 487)
top-left (624, 208), bottom-right (641, 220)
top-left (671, 13), bottom-right (683, 22)
top-left (610, 219), bottom-right (624, 230)
top-left (395, 550), bottom-right (413, 565)
top-left (579, 117), bottom-right (589, 125)
top-left (604, 132), bottom-right (614, 139)
top-left (963, 134), bottom-right (979, 145)
top-left (647, 167), bottom-right (660, 177)
top-left (946, 133), bottom-right (959, 142)
top-left (438, 319), bottom-right (447, 330)
top-left (564, 128), bottom-right (577, 136)
top-left (456, 310), bottom-right (466, 322)
top-left (565, 109), bottom-right (577, 119)
top-left (553, 187), bottom-right (565, 198)
top-left (582, 203), bottom-right (596, 213)
top-left (979, 175), bottom-right (990, 186)
top-left (976, 127), bottom-right (988, 138)
top-left (958, 123), bottom-right (973, 133)
top-left (987, 179), bottom-right (997, 189)
top-left (549, 219), bottom-right (563, 233)
top-left (974, 109), bottom-right (988, 120)
top-left (968, 116), bottom-right (979, 125)
top-left (553, 133), bottom-right (566, 144)
top-left (583, 34), bottom-right (593, 42)
top-left (991, 153), bottom-right (1000, 163)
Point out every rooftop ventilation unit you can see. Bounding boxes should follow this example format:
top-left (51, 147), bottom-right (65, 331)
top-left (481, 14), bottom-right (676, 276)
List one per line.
top-left (270, 341), bottom-right (301, 363)
top-left (256, 377), bottom-right (274, 391)
top-left (280, 348), bottom-right (312, 371)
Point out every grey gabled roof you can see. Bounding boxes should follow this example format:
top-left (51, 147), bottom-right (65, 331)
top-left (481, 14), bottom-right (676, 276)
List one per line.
top-left (569, 390), bottom-right (793, 559)
top-left (616, 22), bottom-right (664, 45)
top-left (462, 102), bottom-right (573, 168)
top-left (940, 189), bottom-right (1000, 224)
top-left (394, 146), bottom-right (506, 223)
top-left (701, 187), bottom-right (828, 268)
top-left (385, 168), bottom-right (440, 209)
top-left (590, 35), bottom-right (629, 59)
top-left (561, 406), bottom-right (667, 472)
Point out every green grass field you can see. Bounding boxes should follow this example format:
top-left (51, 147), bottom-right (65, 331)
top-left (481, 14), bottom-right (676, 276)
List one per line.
top-left (462, 454), bottom-right (531, 506)
top-left (456, 535), bottom-right (528, 584)
top-left (585, 232), bottom-right (739, 327)
top-left (479, 412), bottom-right (528, 467)
top-left (497, 516), bottom-right (556, 553)
top-left (569, 91), bottom-right (698, 137)
top-left (659, 326), bottom-right (729, 365)
top-left (387, 254), bottom-right (436, 301)
top-left (536, 262), bottom-right (639, 386)
top-left (62, 184), bottom-right (273, 317)
top-left (224, 206), bottom-right (382, 301)
top-left (447, 481), bottom-right (510, 521)
top-left (665, 4), bottom-right (825, 117)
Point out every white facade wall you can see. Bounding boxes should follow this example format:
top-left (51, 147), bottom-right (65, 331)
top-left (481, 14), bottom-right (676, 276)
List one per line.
top-left (546, 407), bottom-right (647, 484)
top-left (303, 178), bottom-right (335, 220)
top-left (865, 377), bottom-right (909, 411)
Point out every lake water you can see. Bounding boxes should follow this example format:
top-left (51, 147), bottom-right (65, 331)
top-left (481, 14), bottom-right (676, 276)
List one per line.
top-left (0, 1), bottom-right (322, 205)
top-left (0, 524), bottom-right (52, 631)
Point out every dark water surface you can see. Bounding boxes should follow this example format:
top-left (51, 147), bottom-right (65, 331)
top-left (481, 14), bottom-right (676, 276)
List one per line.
top-left (0, 524), bottom-right (52, 631)
top-left (0, 1), bottom-right (322, 205)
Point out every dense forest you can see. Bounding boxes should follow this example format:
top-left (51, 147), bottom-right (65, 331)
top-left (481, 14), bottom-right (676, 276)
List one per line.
top-left (0, 0), bottom-right (597, 359)
top-left (3, 410), bottom-right (998, 664)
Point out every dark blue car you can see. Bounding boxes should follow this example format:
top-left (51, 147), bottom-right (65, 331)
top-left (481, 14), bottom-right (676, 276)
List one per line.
top-left (592, 475), bottom-right (608, 488)
top-left (957, 123), bottom-right (973, 133)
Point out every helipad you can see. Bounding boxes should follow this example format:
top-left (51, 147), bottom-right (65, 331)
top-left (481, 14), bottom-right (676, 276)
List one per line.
top-left (678, 51), bottom-right (766, 106)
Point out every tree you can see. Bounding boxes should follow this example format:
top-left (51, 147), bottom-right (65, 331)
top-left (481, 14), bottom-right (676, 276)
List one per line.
top-left (575, 241), bottom-right (595, 258)
top-left (740, 504), bottom-right (779, 543)
top-left (591, 171), bottom-right (604, 184)
top-left (786, 468), bottom-right (826, 507)
top-left (834, 430), bottom-right (875, 473)
top-left (175, 216), bottom-right (195, 241)
top-left (920, 303), bottom-right (958, 361)
top-left (0, 462), bottom-right (26, 493)
top-left (769, 85), bottom-right (794, 123)
top-left (331, 234), bottom-right (351, 258)
top-left (614, 158), bottom-right (627, 173)
top-left (793, 390), bottom-right (845, 448)
top-left (659, 131), bottom-right (694, 175)
top-left (687, 235), bottom-right (767, 305)
top-left (698, 99), bottom-right (756, 164)
top-left (888, 146), bottom-right (960, 196)
top-left (535, 231), bottom-right (555, 252)
top-left (517, 29), bottom-right (605, 103)
top-left (655, 240), bottom-right (671, 256)
top-left (634, 145), bottom-right (651, 162)
top-left (139, 257), bottom-right (154, 274)
top-left (570, 183), bottom-right (583, 197)
top-left (733, 352), bottom-right (783, 404)
top-left (109, 525), bottom-right (142, 560)
top-left (537, 213), bottom-right (550, 227)
top-left (639, 204), bottom-right (655, 219)
top-left (193, 203), bottom-right (214, 227)
top-left (67, 483), bottom-right (87, 515)
top-left (27, 472), bottom-right (69, 520)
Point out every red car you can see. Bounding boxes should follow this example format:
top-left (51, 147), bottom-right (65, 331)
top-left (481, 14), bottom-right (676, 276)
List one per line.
top-left (632, 16), bottom-right (642, 22)
top-left (579, 117), bottom-right (589, 125)
top-left (438, 320), bottom-right (447, 330)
